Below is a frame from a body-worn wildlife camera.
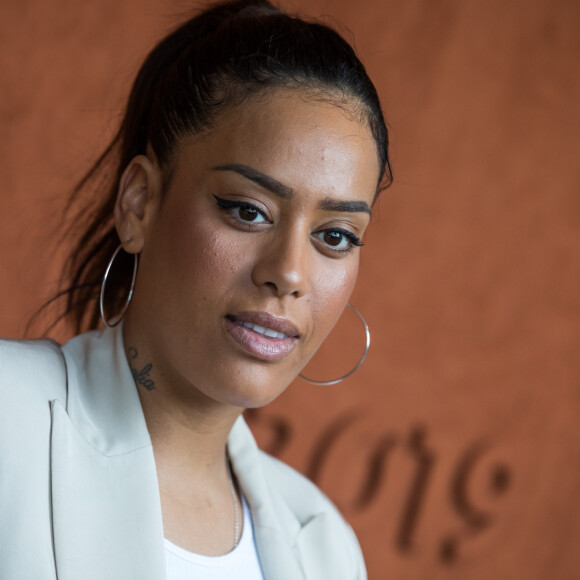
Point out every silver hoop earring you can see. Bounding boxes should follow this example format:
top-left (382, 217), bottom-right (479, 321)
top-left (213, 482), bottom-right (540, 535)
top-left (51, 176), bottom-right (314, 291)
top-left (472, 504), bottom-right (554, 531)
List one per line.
top-left (99, 244), bottom-right (139, 328)
top-left (299, 303), bottom-right (370, 386)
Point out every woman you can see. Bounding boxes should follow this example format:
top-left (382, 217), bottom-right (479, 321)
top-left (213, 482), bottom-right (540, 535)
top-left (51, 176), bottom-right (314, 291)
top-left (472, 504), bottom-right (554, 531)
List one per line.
top-left (0, 0), bottom-right (391, 578)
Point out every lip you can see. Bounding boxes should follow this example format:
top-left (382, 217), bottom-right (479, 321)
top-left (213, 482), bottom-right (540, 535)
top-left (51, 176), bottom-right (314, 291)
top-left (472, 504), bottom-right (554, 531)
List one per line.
top-left (224, 311), bottom-right (300, 361)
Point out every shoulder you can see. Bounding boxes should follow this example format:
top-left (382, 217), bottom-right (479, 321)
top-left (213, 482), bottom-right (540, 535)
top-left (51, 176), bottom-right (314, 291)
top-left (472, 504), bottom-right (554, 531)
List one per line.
top-left (0, 335), bottom-right (64, 367)
top-left (0, 336), bottom-right (67, 406)
top-left (0, 335), bottom-right (66, 382)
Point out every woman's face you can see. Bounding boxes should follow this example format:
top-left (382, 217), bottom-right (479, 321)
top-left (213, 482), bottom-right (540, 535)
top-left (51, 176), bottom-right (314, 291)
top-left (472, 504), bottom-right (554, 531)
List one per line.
top-left (121, 89), bottom-right (380, 409)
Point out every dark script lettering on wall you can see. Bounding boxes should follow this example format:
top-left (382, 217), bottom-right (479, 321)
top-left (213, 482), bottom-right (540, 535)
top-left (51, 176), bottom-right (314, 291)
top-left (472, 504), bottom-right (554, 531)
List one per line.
top-left (245, 409), bottom-right (512, 564)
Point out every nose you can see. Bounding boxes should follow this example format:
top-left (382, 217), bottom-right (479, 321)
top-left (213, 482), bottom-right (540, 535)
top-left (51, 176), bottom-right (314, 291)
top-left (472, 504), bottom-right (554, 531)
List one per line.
top-left (251, 228), bottom-right (308, 298)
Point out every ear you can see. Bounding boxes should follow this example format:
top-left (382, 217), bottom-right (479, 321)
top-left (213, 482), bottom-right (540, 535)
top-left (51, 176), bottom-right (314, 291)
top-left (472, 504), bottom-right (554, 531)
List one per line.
top-left (114, 154), bottom-right (163, 254)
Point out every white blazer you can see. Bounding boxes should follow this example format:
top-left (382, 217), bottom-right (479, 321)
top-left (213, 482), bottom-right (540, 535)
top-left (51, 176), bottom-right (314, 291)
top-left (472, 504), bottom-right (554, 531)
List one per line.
top-left (0, 325), bottom-right (366, 580)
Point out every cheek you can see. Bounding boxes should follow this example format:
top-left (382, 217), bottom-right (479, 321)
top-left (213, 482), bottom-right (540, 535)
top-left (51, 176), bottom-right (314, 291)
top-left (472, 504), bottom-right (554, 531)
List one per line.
top-left (144, 223), bottom-right (248, 390)
top-left (145, 208), bottom-right (248, 321)
top-left (309, 258), bottom-right (359, 344)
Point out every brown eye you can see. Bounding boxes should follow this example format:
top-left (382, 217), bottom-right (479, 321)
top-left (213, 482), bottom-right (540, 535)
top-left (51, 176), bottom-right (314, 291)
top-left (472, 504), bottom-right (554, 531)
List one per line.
top-left (324, 231), bottom-right (343, 246)
top-left (239, 206), bottom-right (259, 221)
top-left (312, 228), bottom-right (363, 254)
top-left (213, 195), bottom-right (269, 224)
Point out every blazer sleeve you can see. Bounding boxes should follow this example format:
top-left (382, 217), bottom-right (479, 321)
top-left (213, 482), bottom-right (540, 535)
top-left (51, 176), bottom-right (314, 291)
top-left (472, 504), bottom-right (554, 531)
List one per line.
top-left (0, 337), bottom-right (67, 580)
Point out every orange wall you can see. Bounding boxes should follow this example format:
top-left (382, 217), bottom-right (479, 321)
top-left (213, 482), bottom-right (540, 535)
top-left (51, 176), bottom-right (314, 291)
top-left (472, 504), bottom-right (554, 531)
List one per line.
top-left (1, 1), bottom-right (579, 578)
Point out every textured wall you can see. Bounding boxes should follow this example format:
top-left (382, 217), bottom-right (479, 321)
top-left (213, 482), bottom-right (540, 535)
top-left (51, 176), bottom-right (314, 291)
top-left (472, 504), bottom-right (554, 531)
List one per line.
top-left (1, 0), bottom-right (579, 578)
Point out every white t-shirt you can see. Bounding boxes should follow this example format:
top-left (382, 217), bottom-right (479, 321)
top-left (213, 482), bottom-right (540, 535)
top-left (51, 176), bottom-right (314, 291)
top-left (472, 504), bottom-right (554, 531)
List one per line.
top-left (164, 494), bottom-right (264, 580)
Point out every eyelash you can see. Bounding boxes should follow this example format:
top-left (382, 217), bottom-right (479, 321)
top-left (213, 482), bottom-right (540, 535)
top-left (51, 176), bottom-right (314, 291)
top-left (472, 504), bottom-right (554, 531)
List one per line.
top-left (213, 195), bottom-right (363, 254)
top-left (214, 195), bottom-right (270, 225)
top-left (314, 228), bottom-right (364, 253)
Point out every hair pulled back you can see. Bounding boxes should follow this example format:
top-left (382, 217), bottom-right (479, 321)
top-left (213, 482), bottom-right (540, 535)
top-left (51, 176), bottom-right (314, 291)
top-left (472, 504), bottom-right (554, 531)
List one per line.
top-left (59, 0), bottom-right (392, 334)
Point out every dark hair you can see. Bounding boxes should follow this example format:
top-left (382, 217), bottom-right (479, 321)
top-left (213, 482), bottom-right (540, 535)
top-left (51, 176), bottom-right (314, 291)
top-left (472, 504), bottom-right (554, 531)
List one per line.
top-left (55, 0), bottom-right (392, 334)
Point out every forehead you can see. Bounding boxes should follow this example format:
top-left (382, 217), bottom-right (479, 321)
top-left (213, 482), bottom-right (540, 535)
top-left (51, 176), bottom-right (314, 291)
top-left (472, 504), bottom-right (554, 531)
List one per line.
top-left (172, 89), bottom-right (380, 206)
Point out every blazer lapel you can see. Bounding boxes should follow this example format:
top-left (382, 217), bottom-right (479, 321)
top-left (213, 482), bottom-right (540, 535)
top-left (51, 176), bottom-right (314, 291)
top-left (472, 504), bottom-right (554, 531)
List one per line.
top-left (295, 513), bottom-right (357, 580)
top-left (50, 401), bottom-right (165, 580)
top-left (229, 418), bottom-right (361, 580)
top-left (50, 326), bottom-right (165, 580)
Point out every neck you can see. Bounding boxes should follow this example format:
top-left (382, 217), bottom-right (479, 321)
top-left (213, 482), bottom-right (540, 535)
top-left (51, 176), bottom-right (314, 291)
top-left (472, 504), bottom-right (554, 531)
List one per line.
top-left (137, 382), bottom-right (243, 480)
top-left (122, 322), bottom-right (245, 555)
top-left (139, 388), bottom-right (244, 554)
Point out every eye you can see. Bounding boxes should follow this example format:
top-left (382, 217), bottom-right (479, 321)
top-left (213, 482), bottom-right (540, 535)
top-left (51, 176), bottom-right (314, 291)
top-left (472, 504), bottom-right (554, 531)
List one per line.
top-left (312, 228), bottom-right (363, 253)
top-left (213, 195), bottom-right (269, 224)
top-left (234, 204), bottom-right (267, 223)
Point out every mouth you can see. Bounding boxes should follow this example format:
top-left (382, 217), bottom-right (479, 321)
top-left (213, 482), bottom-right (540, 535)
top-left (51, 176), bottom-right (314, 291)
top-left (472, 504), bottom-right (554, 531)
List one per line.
top-left (224, 311), bottom-right (300, 361)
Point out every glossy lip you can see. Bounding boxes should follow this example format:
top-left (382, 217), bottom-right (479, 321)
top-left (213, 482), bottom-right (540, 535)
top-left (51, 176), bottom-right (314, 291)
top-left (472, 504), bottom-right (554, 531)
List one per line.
top-left (224, 311), bottom-right (300, 361)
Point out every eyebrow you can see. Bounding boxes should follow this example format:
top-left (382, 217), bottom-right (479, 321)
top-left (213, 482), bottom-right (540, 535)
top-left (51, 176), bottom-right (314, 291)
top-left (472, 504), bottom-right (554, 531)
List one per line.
top-left (212, 164), bottom-right (293, 200)
top-left (318, 198), bottom-right (371, 215)
top-left (212, 163), bottom-right (371, 215)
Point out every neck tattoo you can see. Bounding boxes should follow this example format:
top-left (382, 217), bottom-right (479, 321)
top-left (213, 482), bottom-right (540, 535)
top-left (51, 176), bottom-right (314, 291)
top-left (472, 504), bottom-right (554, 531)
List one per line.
top-left (127, 347), bottom-right (156, 390)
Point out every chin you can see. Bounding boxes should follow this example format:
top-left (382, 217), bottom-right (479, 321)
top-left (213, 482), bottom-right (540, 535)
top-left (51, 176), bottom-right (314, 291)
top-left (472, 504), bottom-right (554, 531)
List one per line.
top-left (212, 365), bottom-right (296, 409)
